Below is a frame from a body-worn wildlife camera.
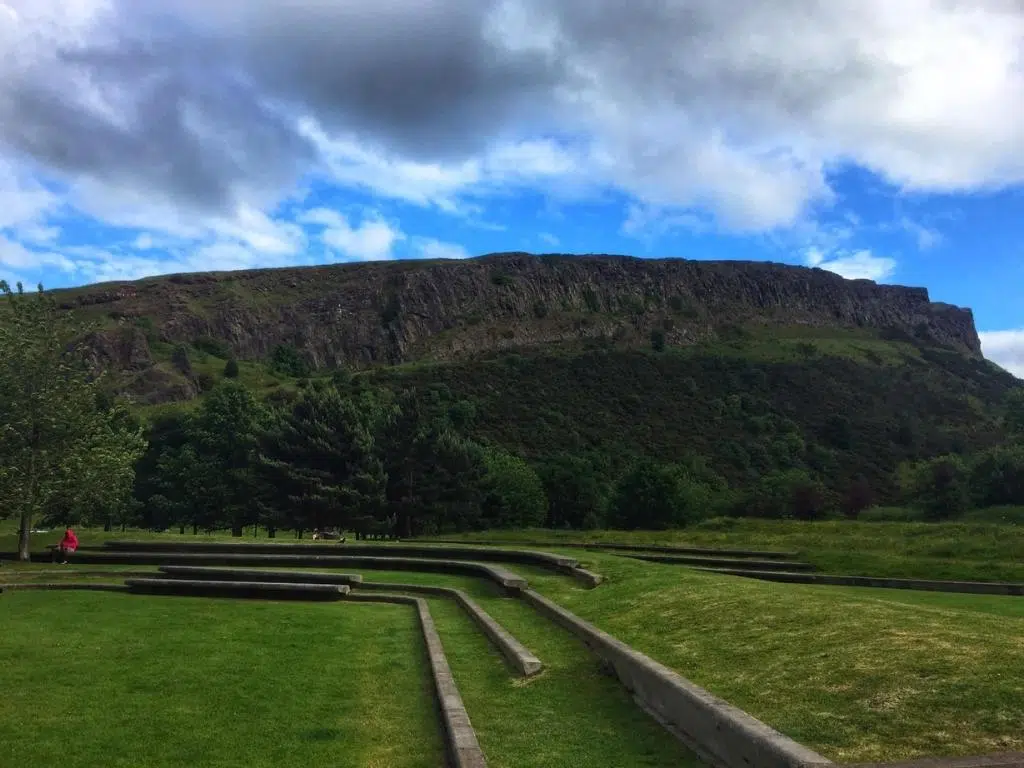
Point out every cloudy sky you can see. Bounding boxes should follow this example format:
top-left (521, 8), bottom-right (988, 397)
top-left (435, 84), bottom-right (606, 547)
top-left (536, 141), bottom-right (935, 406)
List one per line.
top-left (0, 0), bottom-right (1022, 376)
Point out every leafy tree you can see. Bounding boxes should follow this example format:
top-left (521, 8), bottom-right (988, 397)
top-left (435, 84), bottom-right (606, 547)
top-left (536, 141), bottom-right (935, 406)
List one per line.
top-left (650, 328), bottom-right (666, 352)
top-left (898, 455), bottom-right (971, 520)
top-left (1005, 388), bottom-right (1024, 440)
top-left (747, 469), bottom-right (827, 519)
top-left (0, 282), bottom-right (146, 559)
top-left (841, 475), bottom-right (874, 519)
top-left (541, 454), bottom-right (609, 529)
top-left (256, 386), bottom-right (386, 535)
top-left (480, 448), bottom-right (547, 529)
top-left (270, 343), bottom-right (310, 378)
top-left (968, 445), bottom-right (1024, 507)
top-left (607, 460), bottom-right (710, 530)
top-left (224, 357), bottom-right (240, 378)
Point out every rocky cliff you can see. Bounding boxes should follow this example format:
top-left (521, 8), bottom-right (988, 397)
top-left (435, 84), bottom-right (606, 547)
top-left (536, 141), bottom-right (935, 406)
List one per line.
top-left (63, 253), bottom-right (982, 399)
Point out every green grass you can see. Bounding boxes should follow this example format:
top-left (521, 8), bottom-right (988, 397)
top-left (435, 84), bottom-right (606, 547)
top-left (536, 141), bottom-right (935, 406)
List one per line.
top-left (434, 518), bottom-right (1024, 582)
top-left (516, 552), bottom-right (1024, 762)
top-left (0, 591), bottom-right (443, 768)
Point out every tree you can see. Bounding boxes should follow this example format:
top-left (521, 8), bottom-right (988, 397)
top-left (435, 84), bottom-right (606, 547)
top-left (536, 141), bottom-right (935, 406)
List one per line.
top-left (480, 448), bottom-right (547, 529)
top-left (171, 343), bottom-right (193, 376)
top-left (607, 460), bottom-right (710, 530)
top-left (189, 381), bottom-right (267, 535)
top-left (256, 386), bottom-right (386, 535)
top-left (541, 454), bottom-right (609, 529)
top-left (898, 455), bottom-right (971, 520)
top-left (968, 445), bottom-right (1024, 508)
top-left (224, 357), bottom-right (240, 378)
top-left (650, 328), bottom-right (666, 352)
top-left (841, 475), bottom-right (874, 519)
top-left (1005, 388), bottom-right (1024, 440)
top-left (0, 282), bottom-right (147, 559)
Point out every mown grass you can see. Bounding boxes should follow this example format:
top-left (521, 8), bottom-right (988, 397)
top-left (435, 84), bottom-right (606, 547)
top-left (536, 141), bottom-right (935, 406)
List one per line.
top-left (0, 591), bottom-right (443, 768)
top-left (434, 518), bottom-right (1024, 582)
top-left (516, 552), bottom-right (1024, 762)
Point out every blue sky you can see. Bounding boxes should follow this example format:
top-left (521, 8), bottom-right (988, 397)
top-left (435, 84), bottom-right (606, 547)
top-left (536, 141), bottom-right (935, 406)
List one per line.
top-left (1, 1), bottom-right (1022, 376)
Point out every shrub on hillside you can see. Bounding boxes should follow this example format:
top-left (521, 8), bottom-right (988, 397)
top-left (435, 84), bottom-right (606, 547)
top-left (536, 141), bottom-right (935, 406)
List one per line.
top-left (541, 453), bottom-right (609, 530)
top-left (479, 448), bottom-right (548, 529)
top-left (607, 459), bottom-right (714, 530)
top-left (897, 454), bottom-right (972, 520)
top-left (224, 357), bottom-right (240, 378)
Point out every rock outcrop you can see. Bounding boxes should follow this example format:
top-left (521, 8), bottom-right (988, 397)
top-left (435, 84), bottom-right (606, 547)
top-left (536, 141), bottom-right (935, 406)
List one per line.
top-left (64, 253), bottom-right (982, 397)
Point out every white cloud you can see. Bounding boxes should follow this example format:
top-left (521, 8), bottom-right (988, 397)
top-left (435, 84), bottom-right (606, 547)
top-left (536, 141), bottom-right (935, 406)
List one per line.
top-left (980, 330), bottom-right (1024, 379)
top-left (897, 216), bottom-right (943, 250)
top-left (538, 232), bottom-right (560, 246)
top-left (413, 238), bottom-right (471, 261)
top-left (805, 246), bottom-right (897, 282)
top-left (300, 207), bottom-right (404, 261)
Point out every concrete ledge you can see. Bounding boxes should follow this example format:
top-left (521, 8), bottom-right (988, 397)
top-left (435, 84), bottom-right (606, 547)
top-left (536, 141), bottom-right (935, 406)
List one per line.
top-left (422, 538), bottom-right (800, 560)
top-left (345, 592), bottom-right (488, 768)
top-left (703, 569), bottom-right (1024, 596)
top-left (845, 752), bottom-right (1024, 767)
top-left (125, 578), bottom-right (349, 601)
top-left (158, 566), bottom-right (364, 584)
top-left (621, 553), bottom-right (815, 571)
top-left (516, 587), bottom-right (831, 768)
top-left (9, 552), bottom-right (527, 589)
top-left (567, 566), bottom-right (604, 588)
top-left (104, 540), bottom-right (576, 571)
top-left (0, 582), bottom-right (128, 593)
top-left (357, 581), bottom-right (542, 677)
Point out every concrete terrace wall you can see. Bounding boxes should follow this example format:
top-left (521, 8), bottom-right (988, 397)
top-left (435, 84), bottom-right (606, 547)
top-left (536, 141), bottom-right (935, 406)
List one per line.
top-left (516, 588), bottom-right (832, 768)
top-left (708, 569), bottom-right (1024, 596)
top-left (345, 592), bottom-right (488, 768)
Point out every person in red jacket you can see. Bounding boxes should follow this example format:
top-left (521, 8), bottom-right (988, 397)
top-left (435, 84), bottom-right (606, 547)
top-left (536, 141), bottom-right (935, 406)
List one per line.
top-left (53, 528), bottom-right (78, 564)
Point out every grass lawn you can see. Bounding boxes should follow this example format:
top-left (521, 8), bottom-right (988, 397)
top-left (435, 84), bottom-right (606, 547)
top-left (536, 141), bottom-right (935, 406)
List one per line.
top-left (0, 591), bottom-right (444, 768)
top-left (431, 519), bottom-right (1024, 583)
top-left (515, 552), bottom-right (1024, 763)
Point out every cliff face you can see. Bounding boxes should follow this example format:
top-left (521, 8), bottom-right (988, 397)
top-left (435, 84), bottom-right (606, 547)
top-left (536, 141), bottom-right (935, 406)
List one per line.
top-left (63, 253), bottom-right (981, 392)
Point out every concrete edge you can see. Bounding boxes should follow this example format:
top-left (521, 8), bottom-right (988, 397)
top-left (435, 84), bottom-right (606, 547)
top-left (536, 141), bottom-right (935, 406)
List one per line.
top-left (0, 582), bottom-right (128, 593)
top-left (157, 566), bottom-right (365, 584)
top-left (621, 553), bottom-right (816, 571)
top-left (566, 566), bottom-right (604, 588)
top-left (844, 752), bottom-right (1024, 767)
top-left (344, 592), bottom-right (488, 768)
top-left (419, 538), bottom-right (801, 560)
top-left (125, 578), bottom-right (350, 600)
top-left (516, 587), bottom-right (832, 768)
top-left (102, 540), bottom-right (577, 570)
top-left (357, 581), bottom-right (542, 677)
top-left (703, 569), bottom-right (1024, 596)
top-left (4, 552), bottom-right (528, 590)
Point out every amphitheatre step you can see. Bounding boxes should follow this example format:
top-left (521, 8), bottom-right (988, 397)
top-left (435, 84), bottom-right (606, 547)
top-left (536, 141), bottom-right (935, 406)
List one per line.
top-left (103, 540), bottom-right (577, 571)
top-left (12, 552), bottom-right (527, 589)
top-left (422, 538), bottom-right (800, 560)
top-left (0, 582), bottom-right (127, 594)
top-left (158, 566), bottom-right (364, 585)
top-left (619, 553), bottom-right (815, 571)
top-left (343, 592), bottom-right (488, 767)
top-left (703, 568), bottom-right (1024, 596)
top-left (125, 578), bottom-right (350, 600)
top-left (356, 581), bottom-right (543, 677)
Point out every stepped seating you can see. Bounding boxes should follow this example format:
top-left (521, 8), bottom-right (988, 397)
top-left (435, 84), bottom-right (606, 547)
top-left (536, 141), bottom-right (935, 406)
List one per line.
top-left (103, 540), bottom-right (583, 577)
top-left (157, 566), bottom-right (364, 585)
top-left (423, 538), bottom-right (800, 560)
top-left (618, 552), bottom-right (816, 571)
top-left (125, 577), bottom-right (350, 600)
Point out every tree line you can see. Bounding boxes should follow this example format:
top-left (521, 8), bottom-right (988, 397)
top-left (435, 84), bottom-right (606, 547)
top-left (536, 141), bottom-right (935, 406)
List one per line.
top-left (2, 283), bottom-right (1023, 560)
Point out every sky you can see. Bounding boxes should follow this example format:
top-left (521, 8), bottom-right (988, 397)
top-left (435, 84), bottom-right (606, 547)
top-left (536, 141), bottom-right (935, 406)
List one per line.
top-left (0, 1), bottom-right (1022, 377)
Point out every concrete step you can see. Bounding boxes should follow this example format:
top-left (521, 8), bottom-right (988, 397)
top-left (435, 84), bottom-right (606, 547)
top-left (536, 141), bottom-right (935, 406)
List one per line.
top-left (124, 578), bottom-right (350, 600)
top-left (158, 566), bottom-right (364, 584)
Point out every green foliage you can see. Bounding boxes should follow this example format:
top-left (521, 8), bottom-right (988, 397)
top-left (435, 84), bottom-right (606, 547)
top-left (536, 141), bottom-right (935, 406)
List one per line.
top-left (745, 469), bottom-right (828, 520)
top-left (192, 335), bottom-right (231, 358)
top-left (897, 454), bottom-right (972, 521)
top-left (256, 385), bottom-right (386, 533)
top-left (491, 271), bottom-right (513, 287)
top-left (540, 453), bottom-right (609, 530)
top-left (0, 282), bottom-right (146, 557)
top-left (650, 328), bottom-right (666, 352)
top-left (270, 343), bottom-right (311, 378)
top-left (224, 357), bottom-right (240, 378)
top-left (480, 448), bottom-right (547, 529)
top-left (170, 343), bottom-right (192, 376)
top-left (967, 444), bottom-right (1024, 507)
top-left (1005, 387), bottom-right (1024, 437)
top-left (607, 459), bottom-right (712, 530)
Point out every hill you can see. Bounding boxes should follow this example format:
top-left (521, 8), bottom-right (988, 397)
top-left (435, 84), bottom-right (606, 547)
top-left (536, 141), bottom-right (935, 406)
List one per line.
top-left (44, 253), bottom-right (1022, 504)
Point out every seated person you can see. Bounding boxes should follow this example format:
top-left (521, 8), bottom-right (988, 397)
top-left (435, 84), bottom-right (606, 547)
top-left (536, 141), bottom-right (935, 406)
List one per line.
top-left (52, 528), bottom-right (79, 564)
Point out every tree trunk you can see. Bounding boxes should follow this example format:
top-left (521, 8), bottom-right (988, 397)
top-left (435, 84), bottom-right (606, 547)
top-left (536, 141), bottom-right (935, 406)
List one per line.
top-left (267, 527), bottom-right (276, 539)
top-left (17, 508), bottom-right (32, 561)
top-left (179, 524), bottom-right (186, 535)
